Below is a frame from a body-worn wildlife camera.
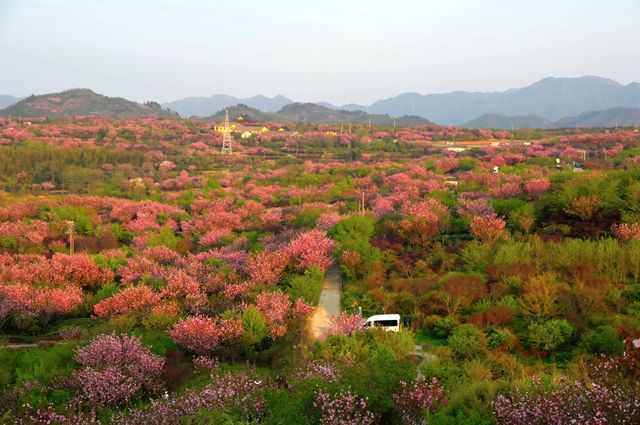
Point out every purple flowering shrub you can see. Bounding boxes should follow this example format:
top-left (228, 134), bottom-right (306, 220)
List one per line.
top-left (393, 377), bottom-right (446, 425)
top-left (73, 333), bottom-right (164, 406)
top-left (293, 360), bottom-right (343, 383)
top-left (493, 341), bottom-right (640, 425)
top-left (315, 389), bottom-right (377, 425)
top-left (111, 370), bottom-right (269, 424)
top-left (493, 377), bottom-right (640, 425)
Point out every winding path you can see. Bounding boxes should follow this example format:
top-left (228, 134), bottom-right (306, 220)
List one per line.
top-left (411, 345), bottom-right (438, 379)
top-left (309, 262), bottom-right (342, 340)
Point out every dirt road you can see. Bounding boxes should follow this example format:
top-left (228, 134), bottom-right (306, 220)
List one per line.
top-left (309, 262), bottom-right (342, 340)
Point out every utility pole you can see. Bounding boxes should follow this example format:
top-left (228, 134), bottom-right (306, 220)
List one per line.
top-left (65, 220), bottom-right (75, 255)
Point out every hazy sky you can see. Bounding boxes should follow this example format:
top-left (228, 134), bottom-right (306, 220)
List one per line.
top-left (1, 0), bottom-right (638, 104)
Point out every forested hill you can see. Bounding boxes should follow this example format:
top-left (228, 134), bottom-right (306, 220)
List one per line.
top-left (0, 89), bottom-right (176, 118)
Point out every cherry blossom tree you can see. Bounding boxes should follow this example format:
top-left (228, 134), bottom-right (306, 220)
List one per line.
top-left (170, 315), bottom-right (243, 355)
top-left (256, 291), bottom-right (292, 338)
top-left (525, 178), bottom-right (551, 197)
top-left (94, 286), bottom-right (160, 317)
top-left (161, 269), bottom-right (201, 299)
top-left (470, 214), bottom-right (506, 243)
top-left (245, 250), bottom-right (290, 286)
top-left (288, 230), bottom-right (335, 271)
top-left (329, 313), bottom-right (364, 336)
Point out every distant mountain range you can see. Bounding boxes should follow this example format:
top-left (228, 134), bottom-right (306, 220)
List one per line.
top-left (161, 76), bottom-right (640, 125)
top-left (163, 95), bottom-right (292, 117)
top-left (0, 95), bottom-right (23, 110)
top-left (206, 102), bottom-right (431, 126)
top-left (1, 76), bottom-right (639, 128)
top-left (365, 76), bottom-right (640, 125)
top-left (463, 107), bottom-right (640, 129)
top-left (0, 89), bottom-right (175, 118)
top-left (462, 113), bottom-right (551, 129)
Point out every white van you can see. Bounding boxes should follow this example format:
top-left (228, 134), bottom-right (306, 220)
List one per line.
top-left (364, 314), bottom-right (401, 332)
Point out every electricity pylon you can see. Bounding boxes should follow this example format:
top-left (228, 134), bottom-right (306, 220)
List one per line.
top-left (221, 110), bottom-right (232, 154)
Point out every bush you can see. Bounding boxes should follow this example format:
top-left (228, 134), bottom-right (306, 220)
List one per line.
top-left (240, 306), bottom-right (270, 350)
top-left (424, 315), bottom-right (459, 339)
top-left (448, 324), bottom-right (488, 359)
top-left (285, 266), bottom-right (324, 305)
top-left (527, 319), bottom-right (574, 352)
top-left (580, 325), bottom-right (623, 355)
top-left (445, 379), bottom-right (509, 419)
top-left (487, 327), bottom-right (517, 350)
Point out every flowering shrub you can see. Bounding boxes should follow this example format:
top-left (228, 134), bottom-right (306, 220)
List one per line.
top-left (161, 269), bottom-right (200, 299)
top-left (0, 219), bottom-right (49, 250)
top-left (393, 377), bottom-right (446, 425)
top-left (288, 230), bottom-right (336, 271)
top-left (111, 371), bottom-right (268, 424)
top-left (0, 253), bottom-right (113, 288)
top-left (170, 316), bottom-right (243, 355)
top-left (256, 291), bottom-right (292, 338)
top-left (193, 355), bottom-right (220, 371)
top-left (456, 192), bottom-right (493, 218)
top-left (74, 333), bottom-right (164, 406)
top-left (0, 284), bottom-right (84, 320)
top-left (525, 178), bottom-right (551, 197)
top-left (245, 250), bottom-right (290, 286)
top-left (565, 195), bottom-right (601, 221)
top-left (316, 212), bottom-right (343, 230)
top-left (94, 285), bottom-right (160, 317)
top-left (470, 214), bottom-right (506, 243)
top-left (329, 313), bottom-right (364, 336)
top-left (493, 377), bottom-right (640, 425)
top-left (315, 389), bottom-right (377, 425)
top-left (293, 297), bottom-right (315, 317)
top-left (612, 223), bottom-right (640, 242)
top-left (293, 361), bottom-right (342, 383)
top-left (490, 182), bottom-right (522, 198)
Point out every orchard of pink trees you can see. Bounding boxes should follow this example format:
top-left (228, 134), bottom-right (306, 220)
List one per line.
top-left (0, 115), bottom-right (639, 423)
